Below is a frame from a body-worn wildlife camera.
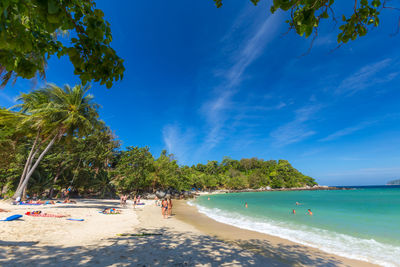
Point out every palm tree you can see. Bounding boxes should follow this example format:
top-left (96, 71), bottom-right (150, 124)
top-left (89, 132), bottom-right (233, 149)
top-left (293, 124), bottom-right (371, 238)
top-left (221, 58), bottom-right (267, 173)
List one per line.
top-left (11, 83), bottom-right (99, 199)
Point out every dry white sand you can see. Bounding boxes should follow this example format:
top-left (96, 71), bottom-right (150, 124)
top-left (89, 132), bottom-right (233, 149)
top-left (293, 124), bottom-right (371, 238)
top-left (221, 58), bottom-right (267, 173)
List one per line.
top-left (0, 199), bottom-right (377, 266)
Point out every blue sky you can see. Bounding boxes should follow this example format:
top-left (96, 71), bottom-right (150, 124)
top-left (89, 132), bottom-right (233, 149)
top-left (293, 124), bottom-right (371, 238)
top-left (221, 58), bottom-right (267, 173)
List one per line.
top-left (1, 0), bottom-right (400, 185)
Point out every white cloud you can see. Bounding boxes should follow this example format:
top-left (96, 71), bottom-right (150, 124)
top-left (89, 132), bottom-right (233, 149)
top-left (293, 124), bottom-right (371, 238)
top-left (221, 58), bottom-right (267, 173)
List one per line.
top-left (336, 58), bottom-right (397, 96)
top-left (162, 124), bottom-right (195, 164)
top-left (270, 105), bottom-right (320, 147)
top-left (200, 13), bottom-right (282, 151)
top-left (0, 91), bottom-right (17, 105)
top-left (161, 10), bottom-right (283, 162)
top-left (319, 120), bottom-right (375, 142)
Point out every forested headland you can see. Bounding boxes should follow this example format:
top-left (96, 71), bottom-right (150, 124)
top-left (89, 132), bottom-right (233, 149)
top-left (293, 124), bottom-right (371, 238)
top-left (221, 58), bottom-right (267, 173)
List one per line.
top-left (0, 84), bottom-right (316, 199)
top-left (387, 179), bottom-right (400, 185)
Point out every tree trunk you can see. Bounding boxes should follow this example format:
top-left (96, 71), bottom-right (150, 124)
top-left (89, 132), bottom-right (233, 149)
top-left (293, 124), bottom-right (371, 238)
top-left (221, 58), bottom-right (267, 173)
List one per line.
top-left (13, 133), bottom-right (58, 199)
top-left (17, 131), bottom-right (40, 189)
top-left (22, 187), bottom-right (27, 201)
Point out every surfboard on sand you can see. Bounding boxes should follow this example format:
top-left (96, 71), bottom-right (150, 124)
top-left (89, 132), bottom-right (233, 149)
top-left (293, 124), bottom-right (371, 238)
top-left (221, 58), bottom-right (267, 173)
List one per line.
top-left (0, 214), bottom-right (23, 221)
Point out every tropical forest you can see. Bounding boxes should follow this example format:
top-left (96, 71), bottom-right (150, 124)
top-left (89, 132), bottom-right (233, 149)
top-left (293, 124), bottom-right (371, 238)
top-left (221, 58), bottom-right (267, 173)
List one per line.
top-left (0, 84), bottom-right (316, 199)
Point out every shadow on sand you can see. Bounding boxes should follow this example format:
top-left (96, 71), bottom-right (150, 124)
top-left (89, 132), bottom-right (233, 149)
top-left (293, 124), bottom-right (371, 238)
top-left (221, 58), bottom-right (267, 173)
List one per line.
top-left (0, 226), bottom-right (346, 266)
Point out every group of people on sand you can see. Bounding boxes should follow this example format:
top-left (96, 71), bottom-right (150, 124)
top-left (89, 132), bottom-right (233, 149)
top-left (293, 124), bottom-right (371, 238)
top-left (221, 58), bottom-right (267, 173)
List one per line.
top-left (160, 198), bottom-right (172, 219)
top-left (102, 207), bottom-right (121, 214)
top-left (133, 195), bottom-right (141, 209)
top-left (12, 193), bottom-right (76, 205)
top-left (119, 194), bottom-right (142, 209)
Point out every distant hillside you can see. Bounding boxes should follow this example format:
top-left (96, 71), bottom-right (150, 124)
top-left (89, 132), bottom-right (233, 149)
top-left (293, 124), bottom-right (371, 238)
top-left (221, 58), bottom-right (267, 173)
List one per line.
top-left (387, 179), bottom-right (400, 185)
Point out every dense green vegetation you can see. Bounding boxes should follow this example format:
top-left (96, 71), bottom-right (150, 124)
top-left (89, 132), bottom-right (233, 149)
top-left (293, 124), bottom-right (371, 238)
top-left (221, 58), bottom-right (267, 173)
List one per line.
top-left (0, 0), bottom-right (124, 88)
top-left (0, 84), bottom-right (316, 199)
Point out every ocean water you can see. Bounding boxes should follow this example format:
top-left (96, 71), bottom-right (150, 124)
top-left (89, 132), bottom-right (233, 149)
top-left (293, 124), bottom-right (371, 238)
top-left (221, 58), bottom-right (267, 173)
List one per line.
top-left (191, 186), bottom-right (400, 266)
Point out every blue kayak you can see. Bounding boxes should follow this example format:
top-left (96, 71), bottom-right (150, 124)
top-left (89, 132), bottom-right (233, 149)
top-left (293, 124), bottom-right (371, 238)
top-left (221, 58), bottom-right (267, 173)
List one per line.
top-left (0, 214), bottom-right (23, 221)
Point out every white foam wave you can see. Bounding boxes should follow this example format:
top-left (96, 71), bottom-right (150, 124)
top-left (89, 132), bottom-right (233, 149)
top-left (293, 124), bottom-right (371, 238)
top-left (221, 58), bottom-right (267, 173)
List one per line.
top-left (194, 203), bottom-right (400, 267)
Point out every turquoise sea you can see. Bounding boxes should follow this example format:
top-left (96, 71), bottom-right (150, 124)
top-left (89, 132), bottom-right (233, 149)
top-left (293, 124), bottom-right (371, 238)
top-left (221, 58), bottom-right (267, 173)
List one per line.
top-left (191, 186), bottom-right (400, 266)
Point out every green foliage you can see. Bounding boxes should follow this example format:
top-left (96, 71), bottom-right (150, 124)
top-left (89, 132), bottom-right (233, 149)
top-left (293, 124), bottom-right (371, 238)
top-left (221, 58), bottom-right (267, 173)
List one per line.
top-left (15, 83), bottom-right (99, 137)
top-left (0, 86), bottom-right (317, 198)
top-left (112, 146), bottom-right (154, 193)
top-left (0, 0), bottom-right (124, 88)
top-left (214, 0), bottom-right (387, 45)
top-left (4, 83), bottom-right (103, 199)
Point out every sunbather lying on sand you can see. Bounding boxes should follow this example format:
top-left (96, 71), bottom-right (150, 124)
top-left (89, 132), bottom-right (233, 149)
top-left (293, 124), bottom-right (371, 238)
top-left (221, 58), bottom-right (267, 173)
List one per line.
top-left (0, 208), bottom-right (9, 212)
top-left (63, 197), bottom-right (77, 204)
top-left (102, 208), bottom-right (121, 214)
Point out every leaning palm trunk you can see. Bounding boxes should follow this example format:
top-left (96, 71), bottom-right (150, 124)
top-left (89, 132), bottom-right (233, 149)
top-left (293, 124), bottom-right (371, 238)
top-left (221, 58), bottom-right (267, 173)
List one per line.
top-left (13, 133), bottom-right (59, 199)
top-left (17, 131), bottom-right (40, 189)
top-left (12, 83), bottom-right (97, 200)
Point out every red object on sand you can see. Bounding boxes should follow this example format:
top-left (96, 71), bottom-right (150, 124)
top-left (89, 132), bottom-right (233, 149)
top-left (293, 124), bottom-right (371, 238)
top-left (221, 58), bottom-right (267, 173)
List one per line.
top-left (26, 213), bottom-right (66, 218)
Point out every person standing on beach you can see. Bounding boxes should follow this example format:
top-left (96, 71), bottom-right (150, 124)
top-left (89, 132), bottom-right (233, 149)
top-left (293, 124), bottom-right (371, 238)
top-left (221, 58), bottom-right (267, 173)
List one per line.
top-left (168, 198), bottom-right (172, 216)
top-left (161, 199), bottom-right (168, 219)
top-left (133, 195), bottom-right (137, 209)
top-left (120, 194), bottom-right (127, 207)
top-left (161, 199), bottom-right (165, 217)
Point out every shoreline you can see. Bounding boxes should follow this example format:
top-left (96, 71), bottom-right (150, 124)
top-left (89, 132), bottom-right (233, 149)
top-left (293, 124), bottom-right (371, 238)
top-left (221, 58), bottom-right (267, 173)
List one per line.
top-left (0, 198), bottom-right (380, 266)
top-left (174, 200), bottom-right (378, 267)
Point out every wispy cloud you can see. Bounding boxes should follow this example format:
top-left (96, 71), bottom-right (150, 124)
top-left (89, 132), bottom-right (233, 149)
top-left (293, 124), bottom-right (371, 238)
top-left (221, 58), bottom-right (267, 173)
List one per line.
top-left (336, 58), bottom-right (398, 96)
top-left (200, 13), bottom-right (282, 152)
top-left (270, 105), bottom-right (320, 147)
top-left (161, 10), bottom-right (283, 162)
top-left (301, 148), bottom-right (324, 157)
top-left (313, 34), bottom-right (335, 47)
top-left (0, 91), bottom-right (17, 105)
top-left (162, 124), bottom-right (195, 164)
top-left (319, 120), bottom-right (376, 142)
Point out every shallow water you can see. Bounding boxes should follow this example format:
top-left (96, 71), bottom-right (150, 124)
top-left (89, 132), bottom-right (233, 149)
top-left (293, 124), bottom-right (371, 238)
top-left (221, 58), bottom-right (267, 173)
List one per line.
top-left (192, 186), bottom-right (400, 266)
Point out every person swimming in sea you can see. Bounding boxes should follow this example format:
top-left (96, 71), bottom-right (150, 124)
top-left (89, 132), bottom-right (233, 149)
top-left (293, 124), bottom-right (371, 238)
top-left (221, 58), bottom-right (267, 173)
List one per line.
top-left (296, 202), bottom-right (302, 206)
top-left (307, 209), bottom-right (313, 215)
top-left (292, 209), bottom-right (296, 214)
top-left (245, 202), bottom-right (248, 208)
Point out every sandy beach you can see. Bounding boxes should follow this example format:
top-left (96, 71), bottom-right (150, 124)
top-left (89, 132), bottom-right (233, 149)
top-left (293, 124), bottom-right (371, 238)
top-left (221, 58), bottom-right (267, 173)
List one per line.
top-left (0, 199), bottom-right (377, 266)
